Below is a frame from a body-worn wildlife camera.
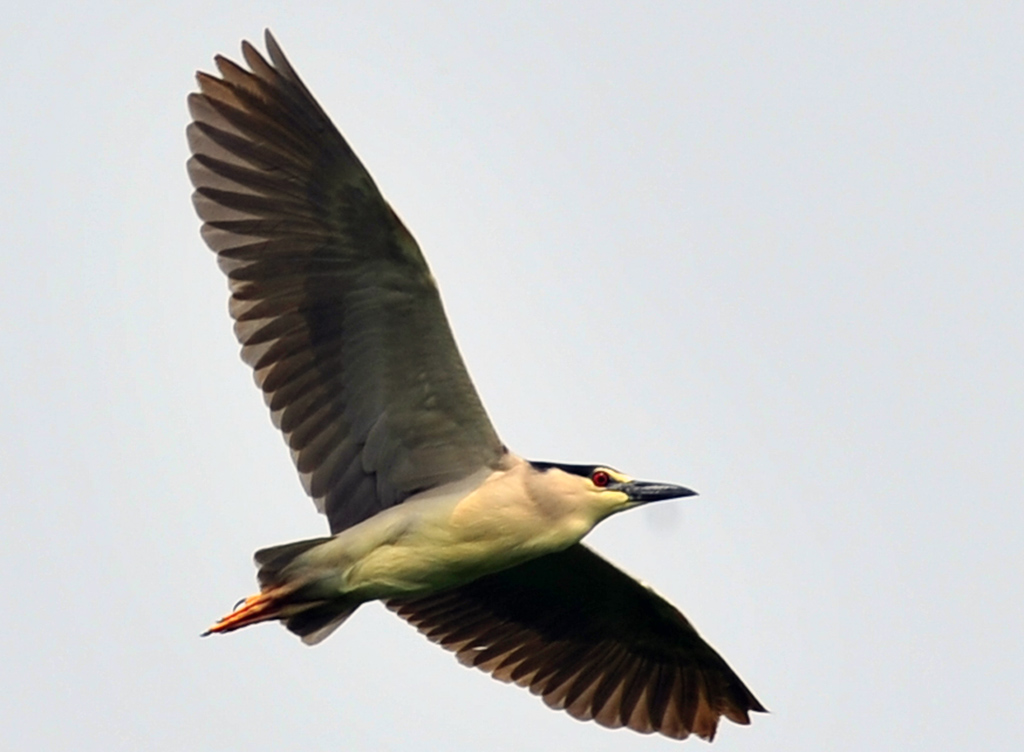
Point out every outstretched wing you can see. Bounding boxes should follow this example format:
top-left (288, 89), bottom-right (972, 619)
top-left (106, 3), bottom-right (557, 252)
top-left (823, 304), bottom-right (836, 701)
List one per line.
top-left (186, 32), bottom-right (504, 532)
top-left (388, 544), bottom-right (766, 741)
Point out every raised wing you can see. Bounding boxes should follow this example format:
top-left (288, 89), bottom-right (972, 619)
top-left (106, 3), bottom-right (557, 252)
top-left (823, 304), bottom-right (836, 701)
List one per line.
top-left (187, 31), bottom-right (504, 532)
top-left (388, 544), bottom-right (766, 741)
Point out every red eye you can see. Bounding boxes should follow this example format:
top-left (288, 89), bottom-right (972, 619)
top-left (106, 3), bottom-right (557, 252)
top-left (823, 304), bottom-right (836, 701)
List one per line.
top-left (591, 470), bottom-right (611, 487)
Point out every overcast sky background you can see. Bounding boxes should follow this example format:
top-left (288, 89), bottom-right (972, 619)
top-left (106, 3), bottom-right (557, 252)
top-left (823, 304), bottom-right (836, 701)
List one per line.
top-left (2, 3), bottom-right (1022, 751)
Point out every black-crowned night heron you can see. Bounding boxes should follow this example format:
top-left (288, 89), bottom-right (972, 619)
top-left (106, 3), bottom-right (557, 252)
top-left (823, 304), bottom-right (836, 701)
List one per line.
top-left (188, 31), bottom-right (765, 742)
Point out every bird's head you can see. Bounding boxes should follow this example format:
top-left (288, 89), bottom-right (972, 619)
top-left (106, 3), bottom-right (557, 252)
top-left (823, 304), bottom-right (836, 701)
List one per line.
top-left (527, 461), bottom-right (697, 524)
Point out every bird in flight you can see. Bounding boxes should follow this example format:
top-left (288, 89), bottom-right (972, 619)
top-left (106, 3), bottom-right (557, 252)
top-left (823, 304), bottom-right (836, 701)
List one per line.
top-left (188, 30), bottom-right (765, 742)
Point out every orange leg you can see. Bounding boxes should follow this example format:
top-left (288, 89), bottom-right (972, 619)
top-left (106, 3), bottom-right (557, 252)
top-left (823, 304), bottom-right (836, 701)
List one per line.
top-left (202, 587), bottom-right (291, 635)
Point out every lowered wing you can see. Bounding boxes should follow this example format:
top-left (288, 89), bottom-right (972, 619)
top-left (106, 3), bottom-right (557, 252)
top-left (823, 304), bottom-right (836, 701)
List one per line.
top-left (388, 544), bottom-right (766, 741)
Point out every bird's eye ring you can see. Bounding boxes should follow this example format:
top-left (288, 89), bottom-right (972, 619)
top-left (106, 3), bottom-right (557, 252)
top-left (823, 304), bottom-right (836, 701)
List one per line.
top-left (591, 470), bottom-right (611, 488)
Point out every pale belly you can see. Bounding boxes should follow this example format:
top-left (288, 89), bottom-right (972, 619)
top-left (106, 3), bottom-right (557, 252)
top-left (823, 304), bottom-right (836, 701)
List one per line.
top-left (321, 490), bottom-right (591, 600)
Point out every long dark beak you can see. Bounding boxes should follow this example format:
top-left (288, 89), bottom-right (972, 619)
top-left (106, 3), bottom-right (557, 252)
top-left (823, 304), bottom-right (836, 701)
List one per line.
top-left (623, 480), bottom-right (698, 503)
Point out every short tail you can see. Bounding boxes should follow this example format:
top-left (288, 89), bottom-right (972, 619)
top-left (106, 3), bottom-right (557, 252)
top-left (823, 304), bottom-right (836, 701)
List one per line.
top-left (203, 537), bottom-right (359, 645)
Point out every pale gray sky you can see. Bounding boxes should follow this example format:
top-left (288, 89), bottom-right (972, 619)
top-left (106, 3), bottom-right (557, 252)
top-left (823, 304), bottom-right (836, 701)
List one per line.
top-left (2, 3), bottom-right (1022, 751)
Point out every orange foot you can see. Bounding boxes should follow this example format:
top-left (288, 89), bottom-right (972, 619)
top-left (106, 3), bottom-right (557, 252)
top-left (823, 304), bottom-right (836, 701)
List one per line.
top-left (203, 588), bottom-right (289, 636)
